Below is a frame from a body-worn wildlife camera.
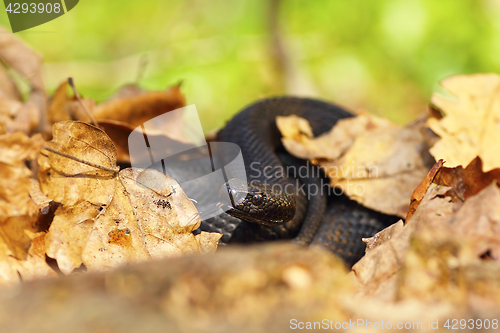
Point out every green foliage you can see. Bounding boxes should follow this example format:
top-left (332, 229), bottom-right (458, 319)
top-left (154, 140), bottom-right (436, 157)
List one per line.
top-left (0, 0), bottom-right (497, 130)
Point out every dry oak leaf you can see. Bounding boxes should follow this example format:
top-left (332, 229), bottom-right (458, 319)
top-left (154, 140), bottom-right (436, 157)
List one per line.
top-left (277, 113), bottom-right (433, 217)
top-left (428, 73), bottom-right (500, 171)
top-left (45, 168), bottom-right (220, 274)
top-left (406, 159), bottom-right (444, 221)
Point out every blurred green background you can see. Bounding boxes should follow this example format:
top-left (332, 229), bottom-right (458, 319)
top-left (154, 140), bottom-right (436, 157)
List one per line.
top-left (0, 0), bottom-right (499, 131)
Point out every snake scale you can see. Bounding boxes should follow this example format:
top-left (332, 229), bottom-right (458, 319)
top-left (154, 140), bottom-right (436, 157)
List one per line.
top-left (195, 97), bottom-right (398, 267)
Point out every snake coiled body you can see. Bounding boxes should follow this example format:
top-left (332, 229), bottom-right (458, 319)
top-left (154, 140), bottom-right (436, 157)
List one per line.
top-left (198, 97), bottom-right (398, 266)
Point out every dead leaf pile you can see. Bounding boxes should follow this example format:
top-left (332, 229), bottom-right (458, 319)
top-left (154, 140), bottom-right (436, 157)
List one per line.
top-left (0, 30), bottom-right (220, 285)
top-left (352, 157), bottom-right (500, 315)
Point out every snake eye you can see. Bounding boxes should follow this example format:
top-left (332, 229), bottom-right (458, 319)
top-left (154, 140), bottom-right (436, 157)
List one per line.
top-left (252, 194), bottom-right (263, 205)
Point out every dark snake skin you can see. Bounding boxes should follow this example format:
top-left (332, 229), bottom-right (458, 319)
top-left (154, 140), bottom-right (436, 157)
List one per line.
top-left (197, 97), bottom-right (398, 267)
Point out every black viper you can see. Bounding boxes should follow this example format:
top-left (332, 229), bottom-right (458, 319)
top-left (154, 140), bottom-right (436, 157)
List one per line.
top-left (195, 97), bottom-right (398, 267)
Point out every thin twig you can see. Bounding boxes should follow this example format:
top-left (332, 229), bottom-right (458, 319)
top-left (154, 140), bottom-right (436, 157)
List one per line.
top-left (67, 77), bottom-right (98, 127)
top-left (43, 145), bottom-right (119, 173)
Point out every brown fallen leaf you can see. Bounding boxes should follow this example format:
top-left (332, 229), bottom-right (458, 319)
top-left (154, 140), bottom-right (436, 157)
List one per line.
top-left (98, 118), bottom-right (195, 165)
top-left (39, 121), bottom-right (220, 273)
top-left (435, 156), bottom-right (500, 201)
top-left (0, 132), bottom-right (43, 228)
top-left (278, 112), bottom-right (434, 217)
top-left (93, 85), bottom-right (185, 130)
top-left (428, 73), bottom-right (500, 171)
top-left (79, 168), bottom-right (212, 271)
top-left (45, 168), bottom-right (220, 274)
top-left (38, 121), bottom-right (119, 207)
top-left (407, 157), bottom-right (500, 221)
top-left (406, 159), bottom-right (444, 221)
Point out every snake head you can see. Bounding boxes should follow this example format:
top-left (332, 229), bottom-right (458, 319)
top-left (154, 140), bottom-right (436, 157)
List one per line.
top-left (218, 178), bottom-right (296, 226)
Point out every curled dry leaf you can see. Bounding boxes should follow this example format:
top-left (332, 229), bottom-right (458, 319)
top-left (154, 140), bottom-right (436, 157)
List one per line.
top-left (48, 83), bottom-right (188, 163)
top-left (46, 80), bottom-right (96, 124)
top-left (98, 118), bottom-right (194, 164)
top-left (38, 121), bottom-right (119, 207)
top-left (39, 121), bottom-right (220, 273)
top-left (28, 178), bottom-right (52, 214)
top-left (94, 85), bottom-right (188, 155)
top-left (93, 85), bottom-right (185, 130)
top-left (428, 73), bottom-right (500, 171)
top-left (277, 112), bottom-right (433, 217)
top-left (353, 158), bottom-right (500, 310)
top-left (94, 85), bottom-right (189, 163)
top-left (406, 159), bottom-right (444, 221)
top-left (407, 157), bottom-right (500, 221)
